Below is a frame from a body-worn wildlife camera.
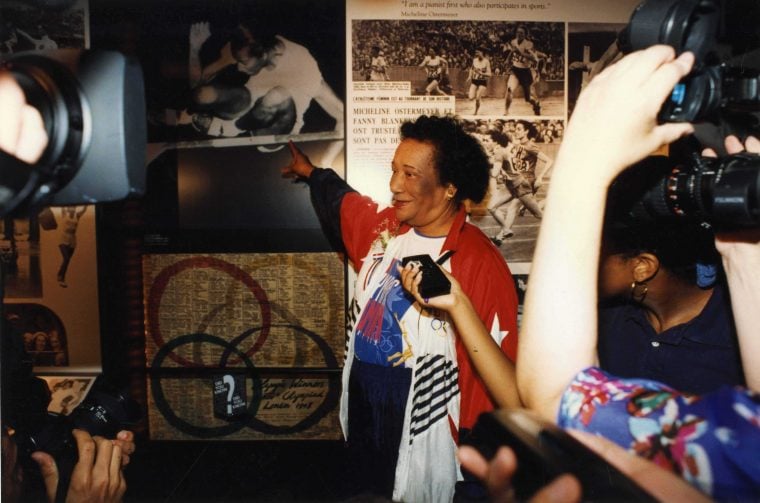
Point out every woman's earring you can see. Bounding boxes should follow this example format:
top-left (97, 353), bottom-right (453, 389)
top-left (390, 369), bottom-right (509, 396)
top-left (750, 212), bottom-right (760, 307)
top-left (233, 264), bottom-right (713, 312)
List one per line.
top-left (630, 280), bottom-right (648, 303)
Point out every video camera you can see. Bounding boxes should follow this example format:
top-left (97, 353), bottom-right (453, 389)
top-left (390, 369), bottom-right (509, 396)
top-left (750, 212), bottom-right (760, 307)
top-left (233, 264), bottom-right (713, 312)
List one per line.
top-left (1, 326), bottom-right (140, 500)
top-left (619, 0), bottom-right (760, 125)
top-left (465, 409), bottom-right (658, 501)
top-left (606, 142), bottom-right (760, 229)
top-left (616, 0), bottom-right (760, 229)
top-left (0, 49), bottom-right (146, 218)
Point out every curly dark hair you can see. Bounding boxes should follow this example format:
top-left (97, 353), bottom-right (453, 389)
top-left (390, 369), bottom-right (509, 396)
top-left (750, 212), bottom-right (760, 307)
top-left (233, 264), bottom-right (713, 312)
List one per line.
top-left (489, 129), bottom-right (510, 148)
top-left (399, 115), bottom-right (490, 204)
top-left (515, 119), bottom-right (538, 140)
top-left (603, 156), bottom-right (721, 285)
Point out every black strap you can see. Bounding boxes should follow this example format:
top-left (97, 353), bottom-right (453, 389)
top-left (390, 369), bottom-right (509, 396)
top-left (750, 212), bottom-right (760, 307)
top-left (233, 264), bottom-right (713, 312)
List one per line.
top-left (436, 250), bottom-right (455, 265)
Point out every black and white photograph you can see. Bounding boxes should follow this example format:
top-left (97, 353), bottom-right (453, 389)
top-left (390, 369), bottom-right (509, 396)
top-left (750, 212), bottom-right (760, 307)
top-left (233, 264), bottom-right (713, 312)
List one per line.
top-left (0, 191), bottom-right (90, 299)
top-left (465, 117), bottom-right (563, 265)
top-left (6, 303), bottom-right (69, 367)
top-left (135, 0), bottom-right (345, 145)
top-left (0, 213), bottom-right (45, 298)
top-left (38, 375), bottom-right (97, 415)
top-left (351, 20), bottom-right (564, 117)
top-left (567, 22), bottom-right (625, 116)
top-left (0, 0), bottom-right (87, 55)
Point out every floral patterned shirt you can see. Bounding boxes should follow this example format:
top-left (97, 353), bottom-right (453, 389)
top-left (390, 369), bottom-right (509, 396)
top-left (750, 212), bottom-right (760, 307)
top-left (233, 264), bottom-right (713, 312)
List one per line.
top-left (558, 367), bottom-right (760, 500)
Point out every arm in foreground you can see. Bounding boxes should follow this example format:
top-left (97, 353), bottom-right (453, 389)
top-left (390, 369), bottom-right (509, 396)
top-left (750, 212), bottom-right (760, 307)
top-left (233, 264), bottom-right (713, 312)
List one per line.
top-left (399, 262), bottom-right (521, 409)
top-left (516, 46), bottom-right (695, 421)
top-left (706, 134), bottom-right (760, 392)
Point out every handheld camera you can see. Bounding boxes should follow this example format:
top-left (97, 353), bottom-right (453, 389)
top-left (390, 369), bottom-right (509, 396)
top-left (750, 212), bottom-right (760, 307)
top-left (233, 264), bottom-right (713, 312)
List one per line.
top-left (609, 150), bottom-right (760, 229)
top-left (465, 409), bottom-right (658, 502)
top-left (619, 0), bottom-right (760, 125)
top-left (2, 326), bottom-right (140, 501)
top-left (617, 0), bottom-right (760, 229)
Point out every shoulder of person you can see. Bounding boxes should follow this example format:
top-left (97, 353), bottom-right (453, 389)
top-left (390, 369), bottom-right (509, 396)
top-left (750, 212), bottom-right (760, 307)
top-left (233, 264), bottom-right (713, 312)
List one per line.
top-left (456, 224), bottom-right (513, 273)
top-left (526, 140), bottom-right (541, 151)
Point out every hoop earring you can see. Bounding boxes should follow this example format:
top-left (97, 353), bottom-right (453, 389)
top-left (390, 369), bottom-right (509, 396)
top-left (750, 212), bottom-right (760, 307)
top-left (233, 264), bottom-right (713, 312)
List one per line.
top-left (630, 281), bottom-right (648, 303)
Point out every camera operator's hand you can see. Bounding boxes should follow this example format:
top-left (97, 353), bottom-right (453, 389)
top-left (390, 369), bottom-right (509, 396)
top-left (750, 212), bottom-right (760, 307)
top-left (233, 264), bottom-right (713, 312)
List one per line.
top-left (457, 445), bottom-right (580, 503)
top-left (458, 430), bottom-right (709, 503)
top-left (31, 429), bottom-right (130, 503)
top-left (703, 134), bottom-right (760, 392)
top-left (560, 45), bottom-right (695, 186)
top-left (188, 22), bottom-right (211, 52)
top-left (0, 71), bottom-right (48, 164)
top-left (112, 430), bottom-right (135, 467)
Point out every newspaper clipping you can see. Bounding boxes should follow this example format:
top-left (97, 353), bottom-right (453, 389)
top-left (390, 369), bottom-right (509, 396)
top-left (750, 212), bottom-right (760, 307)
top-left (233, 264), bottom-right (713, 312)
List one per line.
top-left (346, 0), bottom-right (640, 273)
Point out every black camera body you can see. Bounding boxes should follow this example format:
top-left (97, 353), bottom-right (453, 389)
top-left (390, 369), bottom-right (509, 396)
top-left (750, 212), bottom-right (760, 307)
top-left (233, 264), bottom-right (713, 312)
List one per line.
top-left (659, 63), bottom-right (760, 124)
top-left (401, 254), bottom-right (451, 298)
top-left (2, 324), bottom-right (140, 499)
top-left (465, 409), bottom-right (658, 502)
top-left (617, 0), bottom-right (760, 228)
top-left (611, 152), bottom-right (760, 229)
top-left (620, 0), bottom-right (760, 125)
top-left (13, 378), bottom-right (141, 501)
top-left (0, 49), bottom-right (146, 217)
top-left (10, 377), bottom-right (141, 502)
top-left (12, 386), bottom-right (141, 462)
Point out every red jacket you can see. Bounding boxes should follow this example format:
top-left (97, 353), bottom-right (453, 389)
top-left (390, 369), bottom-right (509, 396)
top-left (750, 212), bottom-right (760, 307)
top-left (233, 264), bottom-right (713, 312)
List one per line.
top-left (308, 168), bottom-right (519, 430)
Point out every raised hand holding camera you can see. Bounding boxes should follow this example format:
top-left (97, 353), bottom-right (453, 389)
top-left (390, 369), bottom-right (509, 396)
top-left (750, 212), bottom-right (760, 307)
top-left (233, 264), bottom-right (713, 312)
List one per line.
top-left (612, 0), bottom-right (760, 230)
top-left (620, 0), bottom-right (760, 125)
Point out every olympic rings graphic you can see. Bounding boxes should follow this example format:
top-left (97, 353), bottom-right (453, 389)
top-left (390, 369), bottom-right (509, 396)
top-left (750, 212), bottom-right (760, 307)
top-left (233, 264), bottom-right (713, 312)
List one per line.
top-left (147, 256), bottom-right (342, 438)
top-left (220, 323), bottom-right (339, 435)
top-left (146, 256), bottom-right (272, 367)
top-left (150, 325), bottom-right (340, 437)
top-left (150, 333), bottom-right (263, 438)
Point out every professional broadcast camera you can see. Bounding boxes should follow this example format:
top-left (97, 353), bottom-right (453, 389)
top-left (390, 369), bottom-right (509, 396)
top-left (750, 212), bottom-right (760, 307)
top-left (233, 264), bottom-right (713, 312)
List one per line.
top-left (0, 49), bottom-right (146, 218)
top-left (619, 0), bottom-right (760, 125)
top-left (617, 0), bottom-right (760, 228)
top-left (606, 149), bottom-right (760, 229)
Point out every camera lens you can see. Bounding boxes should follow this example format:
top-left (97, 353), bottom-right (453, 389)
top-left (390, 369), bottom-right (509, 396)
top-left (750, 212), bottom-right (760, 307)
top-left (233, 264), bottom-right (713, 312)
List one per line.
top-left (1, 51), bottom-right (90, 214)
top-left (632, 154), bottom-right (760, 228)
top-left (709, 153), bottom-right (760, 226)
top-left (621, 0), bottom-right (720, 60)
top-left (0, 49), bottom-right (146, 216)
top-left (658, 67), bottom-right (722, 122)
